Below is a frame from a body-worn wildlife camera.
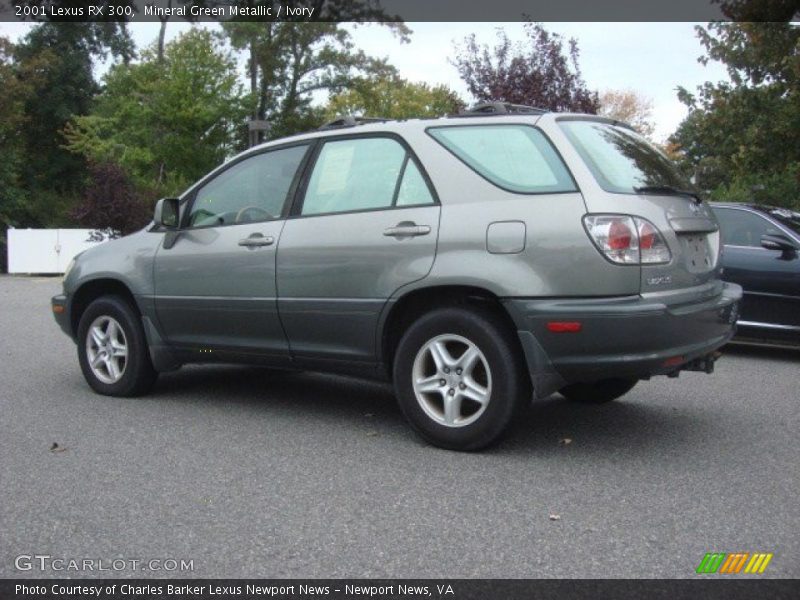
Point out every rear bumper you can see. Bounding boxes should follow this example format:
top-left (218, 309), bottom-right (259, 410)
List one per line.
top-left (503, 282), bottom-right (742, 397)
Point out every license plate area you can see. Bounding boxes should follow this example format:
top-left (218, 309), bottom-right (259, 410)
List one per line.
top-left (679, 234), bottom-right (713, 273)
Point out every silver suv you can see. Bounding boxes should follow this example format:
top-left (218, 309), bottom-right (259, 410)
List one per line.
top-left (52, 103), bottom-right (742, 450)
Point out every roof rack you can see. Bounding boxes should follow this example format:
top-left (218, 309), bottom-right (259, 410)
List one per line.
top-left (318, 115), bottom-right (393, 131)
top-left (452, 102), bottom-right (548, 118)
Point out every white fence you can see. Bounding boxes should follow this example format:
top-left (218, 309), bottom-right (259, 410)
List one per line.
top-left (6, 229), bottom-right (109, 274)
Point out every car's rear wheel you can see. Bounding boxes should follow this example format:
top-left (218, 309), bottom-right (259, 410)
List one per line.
top-left (560, 378), bottom-right (637, 404)
top-left (77, 295), bottom-right (157, 397)
top-left (393, 307), bottom-right (529, 451)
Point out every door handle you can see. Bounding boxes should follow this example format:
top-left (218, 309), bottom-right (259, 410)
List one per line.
top-left (238, 234), bottom-right (274, 248)
top-left (383, 222), bottom-right (431, 238)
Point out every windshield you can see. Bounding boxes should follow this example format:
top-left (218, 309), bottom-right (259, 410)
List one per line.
top-left (560, 120), bottom-right (694, 195)
top-left (768, 208), bottom-right (800, 236)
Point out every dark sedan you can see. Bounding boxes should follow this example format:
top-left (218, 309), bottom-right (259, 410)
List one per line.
top-left (711, 203), bottom-right (800, 347)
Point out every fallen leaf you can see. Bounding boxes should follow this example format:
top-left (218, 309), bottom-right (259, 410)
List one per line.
top-left (49, 443), bottom-right (67, 453)
top-left (364, 413), bottom-right (374, 418)
top-left (366, 431), bottom-right (379, 437)
top-left (559, 438), bottom-right (572, 446)
top-left (549, 513), bottom-right (561, 521)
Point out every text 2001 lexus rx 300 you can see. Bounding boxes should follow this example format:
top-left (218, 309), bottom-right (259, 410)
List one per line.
top-left (52, 103), bottom-right (742, 450)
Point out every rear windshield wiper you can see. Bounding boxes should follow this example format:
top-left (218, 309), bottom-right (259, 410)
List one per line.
top-left (633, 185), bottom-right (702, 204)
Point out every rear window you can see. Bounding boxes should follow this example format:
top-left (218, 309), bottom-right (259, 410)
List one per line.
top-left (428, 125), bottom-right (576, 194)
top-left (560, 120), bottom-right (693, 194)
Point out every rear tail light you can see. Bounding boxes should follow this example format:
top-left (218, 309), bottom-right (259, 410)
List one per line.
top-left (637, 220), bottom-right (671, 264)
top-left (583, 215), bottom-right (671, 265)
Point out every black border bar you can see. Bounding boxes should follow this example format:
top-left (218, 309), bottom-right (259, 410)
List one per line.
top-left (2, 579), bottom-right (799, 600)
top-left (1, 0), bottom-right (798, 23)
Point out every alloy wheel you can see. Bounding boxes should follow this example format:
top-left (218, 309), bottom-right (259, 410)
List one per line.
top-left (411, 334), bottom-right (492, 428)
top-left (85, 315), bottom-right (128, 384)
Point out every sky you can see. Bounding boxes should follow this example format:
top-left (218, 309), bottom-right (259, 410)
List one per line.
top-left (0, 21), bottom-right (730, 143)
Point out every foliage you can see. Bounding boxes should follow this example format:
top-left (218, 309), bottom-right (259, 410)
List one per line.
top-left (714, 0), bottom-right (799, 22)
top-left (69, 163), bottom-right (152, 236)
top-left (326, 77), bottom-right (464, 120)
top-left (452, 22), bottom-right (599, 113)
top-left (222, 15), bottom-right (409, 139)
top-left (64, 28), bottom-right (248, 197)
top-left (0, 37), bottom-right (33, 271)
top-left (0, 37), bottom-right (34, 230)
top-left (11, 23), bottom-right (133, 213)
top-left (598, 89), bottom-right (655, 139)
top-left (670, 19), bottom-right (800, 208)
top-left (12, 3), bottom-right (136, 61)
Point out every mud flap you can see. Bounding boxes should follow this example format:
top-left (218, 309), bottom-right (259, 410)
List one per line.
top-left (142, 316), bottom-right (182, 372)
top-left (517, 331), bottom-right (567, 400)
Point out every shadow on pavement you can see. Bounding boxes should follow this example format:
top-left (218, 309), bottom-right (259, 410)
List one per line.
top-left (154, 364), bottom-right (399, 417)
top-left (147, 364), bottom-right (727, 457)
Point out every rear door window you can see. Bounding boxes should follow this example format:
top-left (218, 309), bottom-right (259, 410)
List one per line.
top-left (300, 137), bottom-right (435, 216)
top-left (428, 124), bottom-right (576, 194)
top-left (396, 160), bottom-right (435, 206)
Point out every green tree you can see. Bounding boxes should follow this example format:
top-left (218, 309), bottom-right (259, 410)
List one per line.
top-left (222, 14), bottom-right (409, 140)
top-left (64, 28), bottom-right (249, 196)
top-left (670, 17), bottom-right (800, 207)
top-left (11, 22), bottom-right (134, 223)
top-left (325, 77), bottom-right (464, 120)
top-left (0, 37), bottom-right (46, 270)
top-left (12, 3), bottom-right (136, 61)
top-left (0, 38), bottom-right (35, 230)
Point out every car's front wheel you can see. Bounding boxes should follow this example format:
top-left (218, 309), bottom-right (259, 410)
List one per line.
top-left (77, 295), bottom-right (157, 397)
top-left (393, 307), bottom-right (529, 451)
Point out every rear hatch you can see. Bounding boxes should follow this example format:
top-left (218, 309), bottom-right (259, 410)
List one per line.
top-left (559, 119), bottom-right (721, 296)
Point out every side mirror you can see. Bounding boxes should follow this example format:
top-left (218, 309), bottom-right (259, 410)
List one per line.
top-left (761, 233), bottom-right (798, 252)
top-left (154, 198), bottom-right (180, 229)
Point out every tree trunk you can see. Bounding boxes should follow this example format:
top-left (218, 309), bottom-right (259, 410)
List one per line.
top-left (157, 18), bottom-right (168, 63)
top-left (157, 0), bottom-right (172, 63)
top-left (258, 76), bottom-right (268, 122)
top-left (249, 42), bottom-right (258, 119)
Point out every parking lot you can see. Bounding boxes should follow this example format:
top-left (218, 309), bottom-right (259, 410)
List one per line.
top-left (1, 275), bottom-right (797, 578)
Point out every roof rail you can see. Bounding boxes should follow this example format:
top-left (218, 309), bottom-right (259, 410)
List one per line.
top-left (452, 102), bottom-right (548, 118)
top-left (318, 115), bottom-right (393, 131)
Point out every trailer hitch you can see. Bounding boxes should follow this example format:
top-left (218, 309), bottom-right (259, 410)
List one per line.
top-left (667, 351), bottom-right (722, 378)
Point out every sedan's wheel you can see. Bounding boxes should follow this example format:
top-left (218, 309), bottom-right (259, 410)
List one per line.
top-left (559, 378), bottom-right (637, 404)
top-left (77, 295), bottom-right (157, 397)
top-left (394, 307), bottom-right (529, 451)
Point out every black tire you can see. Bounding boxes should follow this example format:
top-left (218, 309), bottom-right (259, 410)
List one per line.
top-left (77, 295), bottom-right (158, 397)
top-left (393, 306), bottom-right (530, 451)
top-left (559, 378), bottom-right (637, 404)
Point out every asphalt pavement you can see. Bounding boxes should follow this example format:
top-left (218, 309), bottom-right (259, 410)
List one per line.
top-left (1, 275), bottom-right (798, 578)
